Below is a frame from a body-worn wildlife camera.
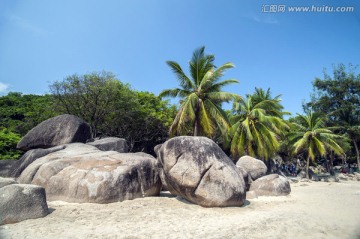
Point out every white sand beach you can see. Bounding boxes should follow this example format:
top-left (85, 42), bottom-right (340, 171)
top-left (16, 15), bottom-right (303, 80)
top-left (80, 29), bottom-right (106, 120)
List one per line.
top-left (1, 180), bottom-right (360, 239)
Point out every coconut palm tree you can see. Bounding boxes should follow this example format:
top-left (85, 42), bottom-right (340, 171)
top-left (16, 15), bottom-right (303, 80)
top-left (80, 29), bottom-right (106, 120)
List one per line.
top-left (229, 92), bottom-right (289, 160)
top-left (251, 87), bottom-right (288, 118)
top-left (288, 111), bottom-right (344, 179)
top-left (159, 46), bottom-right (239, 137)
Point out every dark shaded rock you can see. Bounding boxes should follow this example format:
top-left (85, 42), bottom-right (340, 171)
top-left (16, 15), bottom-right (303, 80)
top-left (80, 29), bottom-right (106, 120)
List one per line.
top-left (17, 114), bottom-right (91, 151)
top-left (237, 167), bottom-right (251, 190)
top-left (0, 177), bottom-right (17, 188)
top-left (0, 184), bottom-right (48, 225)
top-left (17, 143), bottom-right (161, 203)
top-left (0, 160), bottom-right (18, 177)
top-left (156, 136), bottom-right (246, 207)
top-left (250, 174), bottom-right (291, 196)
top-left (9, 145), bottom-right (65, 178)
top-left (236, 155), bottom-right (267, 181)
top-left (87, 137), bottom-right (128, 153)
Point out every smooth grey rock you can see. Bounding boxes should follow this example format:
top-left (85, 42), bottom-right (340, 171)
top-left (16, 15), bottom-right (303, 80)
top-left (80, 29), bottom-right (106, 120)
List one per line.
top-left (0, 184), bottom-right (48, 225)
top-left (17, 143), bottom-right (161, 203)
top-left (9, 145), bottom-right (65, 177)
top-left (250, 174), bottom-right (291, 196)
top-left (0, 160), bottom-right (18, 177)
top-left (0, 177), bottom-right (17, 188)
top-left (246, 190), bottom-right (258, 199)
top-left (87, 137), bottom-right (128, 153)
top-left (236, 155), bottom-right (267, 181)
top-left (156, 136), bottom-right (246, 207)
top-left (17, 114), bottom-right (91, 151)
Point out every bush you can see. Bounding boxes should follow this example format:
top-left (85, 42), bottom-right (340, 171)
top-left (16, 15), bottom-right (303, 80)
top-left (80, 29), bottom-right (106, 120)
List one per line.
top-left (0, 128), bottom-right (22, 160)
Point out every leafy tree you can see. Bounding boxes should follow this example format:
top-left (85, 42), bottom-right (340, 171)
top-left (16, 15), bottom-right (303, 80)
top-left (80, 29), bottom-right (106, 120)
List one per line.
top-left (0, 128), bottom-right (22, 160)
top-left (288, 111), bottom-right (344, 178)
top-left (101, 91), bottom-right (176, 154)
top-left (50, 72), bottom-right (176, 155)
top-left (229, 88), bottom-right (289, 160)
top-left (50, 71), bottom-right (129, 138)
top-left (159, 46), bottom-right (239, 138)
top-left (0, 92), bottom-right (56, 135)
top-left (306, 64), bottom-right (360, 171)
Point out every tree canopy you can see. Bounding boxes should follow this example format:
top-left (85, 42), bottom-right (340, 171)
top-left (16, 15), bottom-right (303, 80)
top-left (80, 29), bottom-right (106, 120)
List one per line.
top-left (305, 64), bottom-right (360, 170)
top-left (160, 46), bottom-right (239, 138)
top-left (288, 111), bottom-right (345, 178)
top-left (229, 88), bottom-right (289, 160)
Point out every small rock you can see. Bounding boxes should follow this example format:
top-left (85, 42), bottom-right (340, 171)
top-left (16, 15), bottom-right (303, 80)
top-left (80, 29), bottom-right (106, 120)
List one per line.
top-left (87, 137), bottom-right (128, 153)
top-left (250, 174), bottom-right (291, 196)
top-left (236, 155), bottom-right (267, 181)
top-left (0, 184), bottom-right (48, 225)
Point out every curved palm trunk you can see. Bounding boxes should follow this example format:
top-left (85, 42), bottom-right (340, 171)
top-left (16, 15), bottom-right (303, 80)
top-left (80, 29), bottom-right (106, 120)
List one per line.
top-left (193, 98), bottom-right (201, 136)
top-left (353, 138), bottom-right (360, 172)
top-left (306, 155), bottom-right (311, 179)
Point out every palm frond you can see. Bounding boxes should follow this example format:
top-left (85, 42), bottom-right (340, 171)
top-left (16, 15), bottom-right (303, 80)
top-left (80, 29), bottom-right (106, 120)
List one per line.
top-left (166, 61), bottom-right (194, 90)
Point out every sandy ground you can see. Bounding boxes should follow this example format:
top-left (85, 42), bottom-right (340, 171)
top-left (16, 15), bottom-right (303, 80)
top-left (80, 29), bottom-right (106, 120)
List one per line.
top-left (1, 180), bottom-right (360, 239)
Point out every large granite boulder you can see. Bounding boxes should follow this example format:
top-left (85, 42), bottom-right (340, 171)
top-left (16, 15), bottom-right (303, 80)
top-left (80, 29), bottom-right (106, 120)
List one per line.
top-left (17, 114), bottom-right (91, 151)
top-left (236, 155), bottom-right (267, 182)
top-left (249, 174), bottom-right (291, 196)
top-left (156, 136), bottom-right (246, 207)
top-left (17, 143), bottom-right (161, 203)
top-left (0, 184), bottom-right (49, 225)
top-left (9, 145), bottom-right (66, 178)
top-left (87, 137), bottom-right (128, 153)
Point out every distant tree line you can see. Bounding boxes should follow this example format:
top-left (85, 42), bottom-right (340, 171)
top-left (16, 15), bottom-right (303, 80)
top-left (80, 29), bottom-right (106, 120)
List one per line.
top-left (0, 72), bottom-right (176, 158)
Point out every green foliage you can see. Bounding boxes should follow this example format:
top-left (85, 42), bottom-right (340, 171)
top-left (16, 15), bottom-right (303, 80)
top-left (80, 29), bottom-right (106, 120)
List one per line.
top-left (305, 63), bottom-right (360, 169)
top-left (50, 71), bottom-right (128, 137)
top-left (0, 92), bottom-right (57, 159)
top-left (229, 88), bottom-right (289, 160)
top-left (0, 92), bottom-right (56, 135)
top-left (160, 46), bottom-right (239, 138)
top-left (0, 128), bottom-right (22, 160)
top-left (101, 91), bottom-right (176, 153)
top-left (287, 111), bottom-right (345, 178)
top-left (50, 72), bottom-right (176, 154)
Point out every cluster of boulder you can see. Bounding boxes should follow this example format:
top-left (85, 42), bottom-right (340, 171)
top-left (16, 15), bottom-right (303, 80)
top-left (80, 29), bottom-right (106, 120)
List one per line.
top-left (0, 114), bottom-right (291, 225)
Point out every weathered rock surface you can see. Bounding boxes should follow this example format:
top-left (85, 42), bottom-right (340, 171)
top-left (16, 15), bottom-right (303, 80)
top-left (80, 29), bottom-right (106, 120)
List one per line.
top-left (236, 155), bottom-right (267, 181)
top-left (250, 174), bottom-right (291, 196)
top-left (0, 160), bottom-right (18, 177)
top-left (0, 184), bottom-right (48, 225)
top-left (0, 177), bottom-right (17, 188)
top-left (87, 137), bottom-right (128, 153)
top-left (9, 145), bottom-right (66, 178)
top-left (17, 114), bottom-right (91, 151)
top-left (156, 136), bottom-right (246, 207)
top-left (17, 143), bottom-right (161, 203)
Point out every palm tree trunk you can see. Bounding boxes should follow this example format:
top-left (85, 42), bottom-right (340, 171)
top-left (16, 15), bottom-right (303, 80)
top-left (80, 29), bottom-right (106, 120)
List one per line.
top-left (329, 151), bottom-right (335, 176)
top-left (193, 99), bottom-right (201, 136)
top-left (306, 155), bottom-right (310, 179)
top-left (194, 119), bottom-right (200, 136)
top-left (353, 138), bottom-right (360, 172)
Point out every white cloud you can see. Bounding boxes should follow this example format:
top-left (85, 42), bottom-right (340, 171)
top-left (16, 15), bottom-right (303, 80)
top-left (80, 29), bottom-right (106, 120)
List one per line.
top-left (0, 82), bottom-right (9, 93)
top-left (244, 13), bottom-right (280, 25)
top-left (9, 14), bottom-right (46, 36)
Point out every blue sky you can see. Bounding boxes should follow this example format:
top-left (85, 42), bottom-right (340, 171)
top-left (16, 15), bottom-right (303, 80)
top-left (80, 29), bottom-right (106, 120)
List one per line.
top-left (0, 0), bottom-right (359, 115)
